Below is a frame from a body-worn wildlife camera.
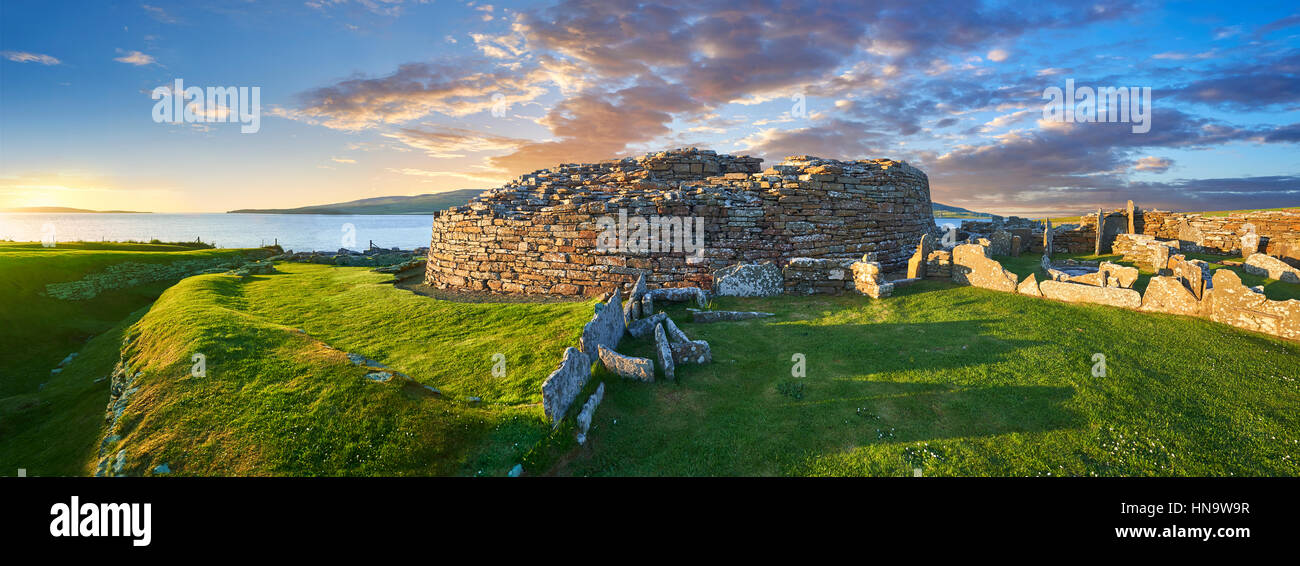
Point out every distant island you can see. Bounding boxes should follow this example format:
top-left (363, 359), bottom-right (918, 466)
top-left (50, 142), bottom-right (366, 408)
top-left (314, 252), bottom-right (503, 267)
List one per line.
top-left (228, 190), bottom-right (484, 215)
top-left (932, 203), bottom-right (993, 218)
top-left (1, 206), bottom-right (150, 213)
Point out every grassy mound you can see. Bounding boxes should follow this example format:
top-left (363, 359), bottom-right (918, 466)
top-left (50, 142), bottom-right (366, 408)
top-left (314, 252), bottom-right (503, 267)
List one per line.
top-left (559, 256), bottom-right (1300, 477)
top-left (98, 263), bottom-right (593, 476)
top-left (0, 242), bottom-right (266, 475)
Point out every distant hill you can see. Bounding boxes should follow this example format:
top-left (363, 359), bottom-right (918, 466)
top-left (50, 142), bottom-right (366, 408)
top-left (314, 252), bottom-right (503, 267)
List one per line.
top-left (932, 203), bottom-right (993, 218)
top-left (228, 189), bottom-right (484, 215)
top-left (1, 206), bottom-right (149, 213)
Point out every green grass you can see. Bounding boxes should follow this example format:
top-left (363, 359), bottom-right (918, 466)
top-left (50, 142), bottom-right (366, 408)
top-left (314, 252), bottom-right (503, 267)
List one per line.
top-left (0, 242), bottom-right (262, 397)
top-left (0, 242), bottom-right (266, 475)
top-left (558, 268), bottom-right (1300, 477)
top-left (94, 263), bottom-right (595, 476)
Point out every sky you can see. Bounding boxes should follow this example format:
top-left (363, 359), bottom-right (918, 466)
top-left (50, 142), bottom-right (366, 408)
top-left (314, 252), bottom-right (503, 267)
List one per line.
top-left (1, 0), bottom-right (1297, 216)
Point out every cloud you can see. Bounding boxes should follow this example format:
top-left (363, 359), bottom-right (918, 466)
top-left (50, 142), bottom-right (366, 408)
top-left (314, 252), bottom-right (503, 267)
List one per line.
top-left (331, 157), bottom-right (357, 164)
top-left (1134, 156), bottom-right (1173, 173)
top-left (141, 4), bottom-right (180, 24)
top-left (382, 125), bottom-right (529, 158)
top-left (114, 50), bottom-right (157, 66)
top-left (282, 60), bottom-right (550, 130)
top-left (2, 51), bottom-right (61, 65)
top-left (986, 48), bottom-right (1009, 62)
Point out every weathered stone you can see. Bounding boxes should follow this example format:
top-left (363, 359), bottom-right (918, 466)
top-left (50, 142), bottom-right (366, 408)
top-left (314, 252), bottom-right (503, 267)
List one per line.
top-left (669, 340), bottom-right (712, 365)
top-left (1204, 269), bottom-right (1300, 341)
top-left (1042, 219), bottom-right (1053, 258)
top-left (850, 259), bottom-right (894, 298)
top-left (1240, 223), bottom-right (1260, 257)
top-left (654, 323), bottom-right (675, 381)
top-left (578, 288), bottom-right (624, 360)
top-left (1126, 199), bottom-right (1136, 234)
top-left (1243, 253), bottom-right (1300, 283)
top-left (907, 234), bottom-right (932, 279)
top-left (951, 244), bottom-right (1018, 292)
top-left (623, 293), bottom-right (639, 328)
top-left (1139, 276), bottom-right (1201, 316)
top-left (597, 345), bottom-right (654, 382)
top-left (989, 230), bottom-right (1012, 256)
top-left (575, 382), bottom-right (605, 445)
top-left (1016, 273), bottom-right (1042, 297)
top-left (1100, 261), bottom-right (1139, 288)
top-left (662, 315), bottom-right (691, 343)
top-left (628, 312), bottom-right (669, 338)
top-left (648, 286), bottom-right (708, 308)
top-left (1168, 255), bottom-right (1210, 300)
top-left (689, 310), bottom-right (775, 323)
top-left (1068, 271), bottom-right (1106, 287)
top-left (1010, 235), bottom-right (1022, 257)
top-left (541, 347), bottom-right (592, 424)
top-left (712, 262), bottom-right (783, 297)
top-left (1039, 280), bottom-right (1142, 309)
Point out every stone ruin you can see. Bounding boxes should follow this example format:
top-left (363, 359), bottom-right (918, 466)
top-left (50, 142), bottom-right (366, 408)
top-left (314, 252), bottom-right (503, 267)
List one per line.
top-left (425, 148), bottom-right (935, 296)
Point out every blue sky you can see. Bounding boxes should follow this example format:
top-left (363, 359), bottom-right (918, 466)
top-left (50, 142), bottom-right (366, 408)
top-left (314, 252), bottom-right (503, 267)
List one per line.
top-left (1, 0), bottom-right (1297, 215)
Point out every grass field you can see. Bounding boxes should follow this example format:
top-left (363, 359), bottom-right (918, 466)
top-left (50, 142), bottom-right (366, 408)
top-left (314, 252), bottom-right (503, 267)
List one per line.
top-left (4, 243), bottom-right (1299, 477)
top-left (557, 252), bottom-right (1300, 476)
top-left (84, 263), bottom-right (594, 476)
top-left (0, 242), bottom-right (264, 475)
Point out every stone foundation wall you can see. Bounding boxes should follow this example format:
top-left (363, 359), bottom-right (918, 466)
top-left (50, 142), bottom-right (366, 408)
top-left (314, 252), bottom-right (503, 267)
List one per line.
top-left (426, 148), bottom-right (935, 296)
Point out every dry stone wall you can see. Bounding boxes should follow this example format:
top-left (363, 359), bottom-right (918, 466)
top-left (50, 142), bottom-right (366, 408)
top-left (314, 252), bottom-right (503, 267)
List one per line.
top-left (426, 148), bottom-right (935, 296)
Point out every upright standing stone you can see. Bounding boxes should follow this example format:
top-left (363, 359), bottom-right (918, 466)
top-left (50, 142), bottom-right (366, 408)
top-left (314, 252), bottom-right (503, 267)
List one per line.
top-left (1126, 200), bottom-right (1136, 234)
top-left (1240, 223), bottom-right (1260, 258)
top-left (907, 234), bottom-right (932, 279)
top-left (952, 243), bottom-right (1019, 292)
top-left (579, 288), bottom-right (624, 360)
top-left (541, 347), bottom-right (592, 424)
top-left (575, 382), bottom-right (605, 445)
top-left (653, 323), bottom-right (675, 381)
top-left (1042, 219), bottom-right (1054, 258)
top-left (851, 259), bottom-right (894, 298)
top-left (1094, 208), bottom-right (1104, 255)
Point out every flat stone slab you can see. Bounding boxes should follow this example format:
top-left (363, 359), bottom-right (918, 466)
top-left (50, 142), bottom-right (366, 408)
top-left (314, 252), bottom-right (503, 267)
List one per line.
top-left (1243, 253), bottom-right (1300, 283)
top-left (688, 309), bottom-right (775, 323)
top-left (1016, 273), bottom-right (1042, 297)
top-left (598, 345), bottom-right (654, 382)
top-left (712, 262), bottom-right (783, 297)
top-left (952, 243), bottom-right (1018, 292)
top-left (1140, 275), bottom-right (1201, 316)
top-left (1205, 269), bottom-right (1300, 340)
top-left (541, 347), bottom-right (592, 423)
top-left (1039, 280), bottom-right (1142, 309)
top-left (648, 286), bottom-right (708, 308)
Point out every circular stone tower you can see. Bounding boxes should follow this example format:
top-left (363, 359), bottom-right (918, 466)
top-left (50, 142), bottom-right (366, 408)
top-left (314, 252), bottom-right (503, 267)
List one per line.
top-left (425, 148), bottom-right (935, 295)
